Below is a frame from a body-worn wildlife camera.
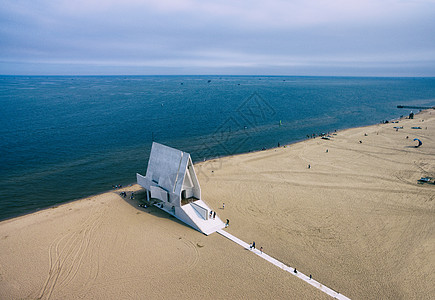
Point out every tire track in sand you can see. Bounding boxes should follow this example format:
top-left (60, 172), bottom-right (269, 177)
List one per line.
top-left (38, 206), bottom-right (103, 300)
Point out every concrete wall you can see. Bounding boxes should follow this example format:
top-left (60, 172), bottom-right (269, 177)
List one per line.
top-left (188, 157), bottom-right (201, 200)
top-left (137, 173), bottom-right (150, 190)
top-left (184, 188), bottom-right (194, 199)
top-left (174, 206), bottom-right (201, 232)
top-left (150, 186), bottom-right (168, 202)
top-left (146, 143), bottom-right (185, 195)
top-left (191, 202), bottom-right (208, 220)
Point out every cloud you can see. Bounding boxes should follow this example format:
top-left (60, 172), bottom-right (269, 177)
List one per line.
top-left (0, 0), bottom-right (435, 75)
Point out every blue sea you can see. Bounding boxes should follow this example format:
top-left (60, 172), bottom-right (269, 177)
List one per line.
top-left (1, 76), bottom-right (435, 221)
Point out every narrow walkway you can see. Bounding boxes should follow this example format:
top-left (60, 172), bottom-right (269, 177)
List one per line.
top-left (217, 230), bottom-right (350, 300)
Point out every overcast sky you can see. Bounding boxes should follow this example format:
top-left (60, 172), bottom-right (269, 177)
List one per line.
top-left (1, 0), bottom-right (435, 76)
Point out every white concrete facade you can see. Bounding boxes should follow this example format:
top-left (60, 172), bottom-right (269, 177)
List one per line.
top-left (137, 142), bottom-right (224, 235)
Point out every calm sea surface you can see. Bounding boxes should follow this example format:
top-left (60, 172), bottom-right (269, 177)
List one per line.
top-left (1, 76), bottom-right (435, 220)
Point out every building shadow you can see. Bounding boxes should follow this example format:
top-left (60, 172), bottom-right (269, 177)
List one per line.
top-left (117, 188), bottom-right (197, 232)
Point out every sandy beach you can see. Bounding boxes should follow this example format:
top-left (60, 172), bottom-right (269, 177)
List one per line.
top-left (1, 110), bottom-right (434, 299)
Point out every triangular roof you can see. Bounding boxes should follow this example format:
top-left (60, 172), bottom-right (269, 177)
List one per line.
top-left (146, 142), bottom-right (192, 195)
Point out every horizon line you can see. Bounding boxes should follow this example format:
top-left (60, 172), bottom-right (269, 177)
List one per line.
top-left (1, 74), bottom-right (435, 78)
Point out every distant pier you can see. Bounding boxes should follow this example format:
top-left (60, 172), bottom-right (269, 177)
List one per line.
top-left (397, 105), bottom-right (435, 109)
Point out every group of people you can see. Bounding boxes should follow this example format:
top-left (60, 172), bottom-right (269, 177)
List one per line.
top-left (307, 130), bottom-right (336, 139)
top-left (249, 242), bottom-right (263, 254)
top-left (210, 203), bottom-right (227, 219)
top-left (119, 191), bottom-right (134, 200)
top-left (210, 204), bottom-right (230, 228)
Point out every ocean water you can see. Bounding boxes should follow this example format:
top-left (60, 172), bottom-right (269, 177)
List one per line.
top-left (1, 75), bottom-right (435, 221)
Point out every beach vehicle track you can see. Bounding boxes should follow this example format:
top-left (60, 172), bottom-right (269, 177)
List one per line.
top-left (67, 232), bottom-right (201, 293)
top-left (212, 174), bottom-right (427, 197)
top-left (38, 206), bottom-right (104, 299)
top-left (58, 211), bottom-right (103, 288)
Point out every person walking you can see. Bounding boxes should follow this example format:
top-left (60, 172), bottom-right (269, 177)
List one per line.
top-left (260, 247), bottom-right (263, 254)
top-left (225, 219), bottom-right (229, 228)
top-left (252, 241), bottom-right (256, 249)
top-left (209, 210), bottom-right (213, 218)
top-left (213, 211), bottom-right (216, 219)
top-left (223, 203), bottom-right (225, 209)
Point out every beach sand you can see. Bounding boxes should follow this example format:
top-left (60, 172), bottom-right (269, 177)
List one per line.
top-left (1, 110), bottom-right (434, 299)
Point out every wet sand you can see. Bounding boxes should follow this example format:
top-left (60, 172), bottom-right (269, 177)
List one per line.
top-left (1, 110), bottom-right (434, 299)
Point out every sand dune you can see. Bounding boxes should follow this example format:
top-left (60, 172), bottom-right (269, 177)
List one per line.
top-left (1, 110), bottom-right (434, 299)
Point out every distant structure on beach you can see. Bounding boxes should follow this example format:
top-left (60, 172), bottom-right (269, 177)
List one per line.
top-left (397, 105), bottom-right (435, 110)
top-left (137, 142), bottom-right (225, 235)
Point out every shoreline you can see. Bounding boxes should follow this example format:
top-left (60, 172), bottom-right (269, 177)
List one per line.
top-left (191, 109), bottom-right (426, 170)
top-left (0, 109), bottom-right (427, 225)
top-left (0, 184), bottom-right (142, 225)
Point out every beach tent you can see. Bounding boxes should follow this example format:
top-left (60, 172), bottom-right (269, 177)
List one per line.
top-left (137, 142), bottom-right (224, 235)
top-left (414, 138), bottom-right (422, 148)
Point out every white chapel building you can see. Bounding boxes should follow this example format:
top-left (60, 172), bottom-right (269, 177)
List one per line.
top-left (136, 142), bottom-right (225, 235)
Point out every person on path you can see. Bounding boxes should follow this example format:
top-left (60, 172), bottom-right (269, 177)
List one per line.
top-left (223, 203), bottom-right (225, 209)
top-left (225, 219), bottom-right (229, 228)
top-left (260, 247), bottom-right (263, 254)
top-left (213, 211), bottom-right (216, 219)
top-left (294, 268), bottom-right (297, 274)
top-left (249, 243), bottom-right (252, 250)
top-left (209, 210), bottom-right (213, 218)
top-left (252, 241), bottom-right (256, 249)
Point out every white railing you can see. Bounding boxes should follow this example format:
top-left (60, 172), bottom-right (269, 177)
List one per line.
top-left (191, 202), bottom-right (208, 220)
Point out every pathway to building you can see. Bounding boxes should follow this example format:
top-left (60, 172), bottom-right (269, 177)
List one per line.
top-left (217, 229), bottom-right (350, 300)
